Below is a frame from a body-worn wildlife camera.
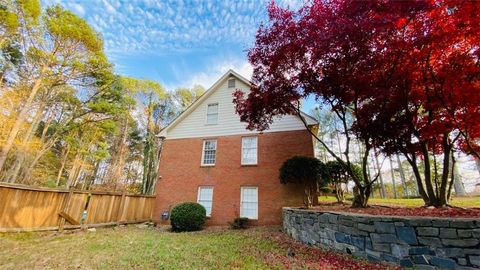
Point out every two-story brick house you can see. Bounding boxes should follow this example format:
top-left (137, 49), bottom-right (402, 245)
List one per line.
top-left (154, 70), bottom-right (318, 225)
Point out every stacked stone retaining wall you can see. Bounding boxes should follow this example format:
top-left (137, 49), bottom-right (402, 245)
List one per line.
top-left (283, 208), bottom-right (480, 269)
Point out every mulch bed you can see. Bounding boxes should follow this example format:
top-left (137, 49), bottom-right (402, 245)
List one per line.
top-left (310, 203), bottom-right (480, 218)
top-left (260, 229), bottom-right (401, 270)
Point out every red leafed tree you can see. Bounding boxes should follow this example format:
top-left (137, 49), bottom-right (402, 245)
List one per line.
top-left (234, 0), bottom-right (480, 207)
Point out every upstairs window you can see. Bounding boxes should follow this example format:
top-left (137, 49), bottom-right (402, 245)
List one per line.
top-left (202, 139), bottom-right (217, 166)
top-left (197, 186), bottom-right (214, 216)
top-left (206, 103), bottom-right (218, 125)
top-left (241, 137), bottom-right (258, 165)
top-left (228, 78), bottom-right (236, 88)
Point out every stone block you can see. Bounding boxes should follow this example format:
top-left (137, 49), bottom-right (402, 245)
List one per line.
top-left (351, 236), bottom-right (365, 250)
top-left (339, 225), bottom-right (358, 235)
top-left (318, 214), bottom-right (329, 223)
top-left (394, 222), bottom-right (405, 227)
top-left (417, 227), bottom-right (439, 236)
top-left (304, 218), bottom-right (314, 225)
top-left (408, 218), bottom-right (432, 227)
top-left (358, 223), bottom-right (375, 233)
top-left (327, 214), bottom-right (338, 223)
top-left (418, 237), bottom-right (443, 247)
top-left (396, 226), bottom-right (418, 245)
top-left (391, 244), bottom-right (409, 258)
top-left (365, 238), bottom-right (373, 250)
top-left (436, 247), bottom-right (463, 257)
top-left (380, 253), bottom-right (398, 263)
top-left (450, 220), bottom-right (476, 229)
top-left (374, 221), bottom-right (396, 234)
top-left (457, 229), bottom-right (475, 238)
top-left (464, 249), bottom-right (480, 255)
top-left (353, 216), bottom-right (371, 224)
top-left (338, 216), bottom-right (354, 227)
top-left (372, 243), bottom-right (390, 253)
top-left (470, 255), bottom-right (480, 267)
top-left (413, 255), bottom-right (429, 264)
top-left (399, 258), bottom-right (414, 268)
top-left (457, 258), bottom-right (467, 266)
top-left (371, 233), bottom-right (397, 244)
top-left (439, 228), bottom-right (457, 238)
top-left (334, 232), bottom-right (351, 244)
top-left (432, 219), bottom-right (450, 227)
top-left (414, 265), bottom-right (437, 270)
top-left (429, 256), bottom-right (456, 270)
top-left (409, 246), bottom-right (435, 255)
top-left (441, 238), bottom-right (479, 248)
top-left (365, 248), bottom-right (380, 256)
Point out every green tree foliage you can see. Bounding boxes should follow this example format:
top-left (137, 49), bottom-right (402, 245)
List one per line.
top-left (279, 156), bottom-right (325, 207)
top-left (173, 85), bottom-right (205, 111)
top-left (0, 1), bottom-right (185, 194)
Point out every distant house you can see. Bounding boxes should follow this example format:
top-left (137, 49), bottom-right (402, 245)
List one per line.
top-left (154, 70), bottom-right (318, 225)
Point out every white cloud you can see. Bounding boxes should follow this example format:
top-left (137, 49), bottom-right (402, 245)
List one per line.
top-left (43, 0), bottom-right (271, 55)
top-left (176, 58), bottom-right (253, 90)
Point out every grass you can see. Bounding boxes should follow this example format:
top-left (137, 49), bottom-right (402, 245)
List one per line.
top-left (0, 227), bottom-right (279, 270)
top-left (0, 226), bottom-right (398, 270)
top-left (318, 195), bottom-right (480, 208)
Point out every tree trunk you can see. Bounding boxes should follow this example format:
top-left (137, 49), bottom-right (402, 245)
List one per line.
top-left (5, 102), bottom-right (46, 183)
top-left (105, 117), bottom-right (129, 185)
top-left (373, 149), bottom-right (386, 198)
top-left (451, 154), bottom-right (466, 196)
top-left (0, 75), bottom-right (44, 171)
top-left (396, 155), bottom-right (408, 197)
top-left (56, 146), bottom-right (69, 186)
top-left (389, 157), bottom-right (397, 199)
top-left (66, 153), bottom-right (81, 188)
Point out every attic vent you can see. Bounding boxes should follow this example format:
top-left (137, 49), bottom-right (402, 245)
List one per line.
top-left (228, 78), bottom-right (236, 88)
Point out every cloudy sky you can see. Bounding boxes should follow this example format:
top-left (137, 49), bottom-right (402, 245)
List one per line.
top-left (41, 0), bottom-right (304, 92)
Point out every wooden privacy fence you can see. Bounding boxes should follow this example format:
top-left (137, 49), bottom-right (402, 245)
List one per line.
top-left (0, 183), bottom-right (156, 232)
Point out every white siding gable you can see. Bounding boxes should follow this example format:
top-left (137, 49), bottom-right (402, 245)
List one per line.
top-left (164, 72), bottom-right (315, 140)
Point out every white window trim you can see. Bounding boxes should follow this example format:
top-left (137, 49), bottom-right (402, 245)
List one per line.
top-left (201, 139), bottom-right (217, 166)
top-left (205, 103), bottom-right (219, 125)
top-left (197, 186), bottom-right (214, 217)
top-left (240, 186), bottom-right (258, 220)
top-left (241, 136), bottom-right (258, 165)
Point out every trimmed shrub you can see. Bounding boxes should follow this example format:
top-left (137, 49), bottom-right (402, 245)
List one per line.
top-left (170, 202), bottom-right (206, 232)
top-left (229, 217), bottom-right (249, 229)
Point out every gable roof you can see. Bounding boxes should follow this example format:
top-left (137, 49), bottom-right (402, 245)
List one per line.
top-left (158, 69), bottom-right (318, 137)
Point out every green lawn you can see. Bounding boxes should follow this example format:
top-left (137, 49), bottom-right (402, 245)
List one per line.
top-left (0, 226), bottom-right (398, 270)
top-left (319, 195), bottom-right (480, 208)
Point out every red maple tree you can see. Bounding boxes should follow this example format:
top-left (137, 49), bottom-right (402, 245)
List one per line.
top-left (234, 0), bottom-right (480, 207)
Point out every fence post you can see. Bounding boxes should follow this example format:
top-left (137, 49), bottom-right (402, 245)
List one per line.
top-left (116, 192), bottom-right (127, 224)
top-left (58, 189), bottom-right (73, 232)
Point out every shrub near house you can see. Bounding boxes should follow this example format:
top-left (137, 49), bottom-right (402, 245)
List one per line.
top-left (170, 202), bottom-right (206, 232)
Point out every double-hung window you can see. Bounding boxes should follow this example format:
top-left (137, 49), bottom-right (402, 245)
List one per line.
top-left (241, 137), bottom-right (257, 165)
top-left (197, 186), bottom-right (214, 217)
top-left (206, 103), bottom-right (218, 125)
top-left (202, 140), bottom-right (217, 166)
top-left (240, 187), bottom-right (258, 219)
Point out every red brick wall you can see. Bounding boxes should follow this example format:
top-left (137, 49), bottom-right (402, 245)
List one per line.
top-left (153, 130), bottom-right (315, 226)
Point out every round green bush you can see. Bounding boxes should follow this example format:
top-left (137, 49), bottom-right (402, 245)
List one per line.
top-left (170, 202), bottom-right (206, 232)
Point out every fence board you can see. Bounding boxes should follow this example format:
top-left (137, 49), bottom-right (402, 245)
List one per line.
top-left (0, 183), bottom-right (155, 232)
